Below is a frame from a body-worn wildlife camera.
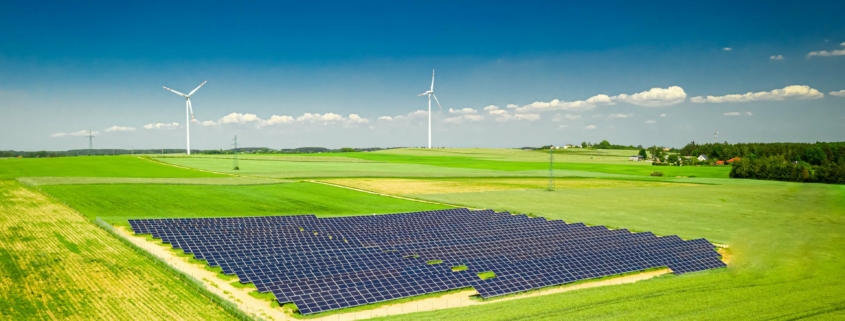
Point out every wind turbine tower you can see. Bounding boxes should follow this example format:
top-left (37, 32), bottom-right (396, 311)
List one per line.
top-left (715, 130), bottom-right (718, 143)
top-left (162, 81), bottom-right (207, 155)
top-left (418, 70), bottom-right (442, 149)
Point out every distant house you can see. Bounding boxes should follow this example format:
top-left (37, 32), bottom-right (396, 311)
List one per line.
top-left (663, 147), bottom-right (671, 151)
top-left (726, 157), bottom-right (741, 164)
top-left (629, 155), bottom-right (644, 161)
top-left (697, 154), bottom-right (708, 162)
top-left (715, 160), bottom-right (725, 165)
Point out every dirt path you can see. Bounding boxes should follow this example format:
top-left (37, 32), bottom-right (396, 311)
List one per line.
top-left (115, 226), bottom-right (291, 321)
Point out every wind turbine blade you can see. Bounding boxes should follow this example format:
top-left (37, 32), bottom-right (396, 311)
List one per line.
top-left (433, 94), bottom-right (442, 111)
top-left (187, 80), bottom-right (207, 96)
top-left (163, 86), bottom-right (187, 97)
top-left (430, 70), bottom-right (435, 91)
top-left (187, 99), bottom-right (195, 119)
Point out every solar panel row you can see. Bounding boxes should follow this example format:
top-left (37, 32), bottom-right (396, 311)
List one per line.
top-left (130, 208), bottom-right (725, 315)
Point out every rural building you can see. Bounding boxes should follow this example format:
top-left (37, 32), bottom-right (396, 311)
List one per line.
top-left (715, 160), bottom-right (725, 165)
top-left (698, 154), bottom-right (708, 161)
top-left (727, 157), bottom-right (741, 163)
top-left (629, 155), bottom-right (644, 161)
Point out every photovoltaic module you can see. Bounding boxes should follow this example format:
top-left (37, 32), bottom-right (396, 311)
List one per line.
top-left (130, 208), bottom-right (725, 315)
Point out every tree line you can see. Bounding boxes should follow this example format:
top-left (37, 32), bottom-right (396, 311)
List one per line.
top-left (730, 155), bottom-right (845, 184)
top-left (680, 141), bottom-right (845, 166)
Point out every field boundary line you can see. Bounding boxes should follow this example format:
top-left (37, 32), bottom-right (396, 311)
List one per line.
top-left (308, 180), bottom-right (484, 210)
top-left (139, 156), bottom-right (240, 177)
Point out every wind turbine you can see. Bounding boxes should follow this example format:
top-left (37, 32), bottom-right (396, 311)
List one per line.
top-left (418, 70), bottom-right (442, 149)
top-left (162, 81), bottom-right (207, 155)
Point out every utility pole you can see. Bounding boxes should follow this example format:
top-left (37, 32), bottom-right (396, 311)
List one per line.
top-left (232, 135), bottom-right (240, 170)
top-left (86, 129), bottom-right (95, 156)
top-left (547, 146), bottom-right (555, 191)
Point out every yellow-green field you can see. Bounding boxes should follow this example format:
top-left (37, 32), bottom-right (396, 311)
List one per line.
top-left (0, 181), bottom-right (234, 320)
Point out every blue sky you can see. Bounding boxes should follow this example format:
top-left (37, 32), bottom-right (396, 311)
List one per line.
top-left (1, 1), bottom-right (844, 150)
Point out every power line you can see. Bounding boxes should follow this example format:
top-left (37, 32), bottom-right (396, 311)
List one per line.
top-left (547, 146), bottom-right (555, 191)
top-left (86, 129), bottom-right (95, 156)
top-left (232, 135), bottom-right (240, 170)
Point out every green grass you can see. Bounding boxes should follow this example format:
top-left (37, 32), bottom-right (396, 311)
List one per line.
top-left (155, 149), bottom-right (729, 179)
top-left (362, 178), bottom-right (845, 320)
top-left (476, 271), bottom-right (497, 280)
top-left (39, 181), bottom-right (451, 226)
top-left (0, 156), bottom-right (225, 179)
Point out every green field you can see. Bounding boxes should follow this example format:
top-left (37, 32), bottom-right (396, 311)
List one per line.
top-left (156, 148), bottom-right (730, 179)
top-left (40, 182), bottom-right (451, 226)
top-left (0, 181), bottom-right (235, 320)
top-left (0, 156), bottom-right (225, 179)
top-left (5, 148), bottom-right (844, 320)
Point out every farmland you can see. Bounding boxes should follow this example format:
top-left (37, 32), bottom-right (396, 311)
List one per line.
top-left (5, 149), bottom-right (845, 320)
top-left (0, 181), bottom-right (234, 320)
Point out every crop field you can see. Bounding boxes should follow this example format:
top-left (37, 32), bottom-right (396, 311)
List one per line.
top-left (0, 156), bottom-right (224, 179)
top-left (0, 181), bottom-right (234, 320)
top-left (320, 177), bottom-right (697, 195)
top-left (156, 148), bottom-right (730, 179)
top-left (5, 148), bottom-right (844, 320)
top-left (40, 182), bottom-right (451, 226)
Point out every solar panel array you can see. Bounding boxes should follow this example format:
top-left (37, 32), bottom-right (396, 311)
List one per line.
top-left (130, 209), bottom-right (725, 315)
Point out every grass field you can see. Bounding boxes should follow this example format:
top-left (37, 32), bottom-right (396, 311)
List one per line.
top-left (330, 177), bottom-right (845, 320)
top-left (0, 156), bottom-right (225, 179)
top-left (156, 148), bottom-right (729, 179)
top-left (40, 182), bottom-right (451, 226)
top-left (320, 177), bottom-right (697, 195)
top-left (0, 181), bottom-right (234, 320)
top-left (7, 149), bottom-right (845, 320)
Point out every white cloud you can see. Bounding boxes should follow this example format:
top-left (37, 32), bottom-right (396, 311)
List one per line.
top-left (346, 114), bottom-right (370, 124)
top-left (591, 114), bottom-right (604, 118)
top-left (448, 108), bottom-right (477, 115)
top-left (645, 119), bottom-right (656, 124)
top-left (512, 94), bottom-right (614, 113)
top-left (377, 116), bottom-right (394, 121)
top-left (724, 112), bottom-right (741, 116)
top-left (483, 105), bottom-right (500, 111)
top-left (746, 112), bottom-right (753, 116)
top-left (296, 112), bottom-right (344, 123)
top-left (558, 124), bottom-right (569, 129)
top-left (52, 130), bottom-right (99, 138)
top-left (565, 114), bottom-right (581, 120)
top-left (261, 115), bottom-right (295, 126)
top-left (464, 114), bottom-right (484, 121)
top-left (612, 86), bottom-right (687, 107)
top-left (723, 47), bottom-right (732, 51)
top-left (488, 109), bottom-right (508, 116)
top-left (104, 125), bottom-right (135, 132)
top-left (770, 55), bottom-right (784, 60)
top-left (585, 125), bottom-right (596, 129)
top-left (144, 122), bottom-right (179, 129)
top-left (609, 113), bottom-right (632, 118)
top-left (495, 113), bottom-right (540, 122)
top-left (807, 42), bottom-right (845, 57)
top-left (506, 104), bottom-right (519, 109)
top-left (660, 113), bottom-right (667, 117)
top-left (691, 85), bottom-right (824, 103)
top-left (830, 90), bottom-right (845, 97)
top-left (513, 114), bottom-right (540, 121)
top-left (221, 113), bottom-right (261, 124)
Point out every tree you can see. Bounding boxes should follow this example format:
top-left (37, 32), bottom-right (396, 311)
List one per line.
top-left (581, 142), bottom-right (587, 148)
top-left (667, 154), bottom-right (679, 165)
top-left (638, 148), bottom-right (647, 159)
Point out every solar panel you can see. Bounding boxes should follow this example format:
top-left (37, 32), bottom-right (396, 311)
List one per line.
top-left (130, 209), bottom-right (725, 314)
